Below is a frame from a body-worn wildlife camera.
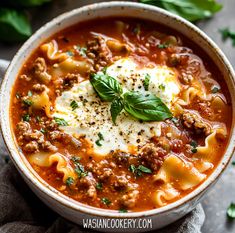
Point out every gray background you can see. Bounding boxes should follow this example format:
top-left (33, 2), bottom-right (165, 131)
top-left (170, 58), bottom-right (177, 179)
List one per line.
top-left (0, 1), bottom-right (234, 233)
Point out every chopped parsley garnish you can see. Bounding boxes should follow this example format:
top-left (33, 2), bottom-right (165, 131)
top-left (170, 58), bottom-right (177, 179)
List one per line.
top-left (227, 203), bottom-right (235, 219)
top-left (211, 86), bottom-right (220, 93)
top-left (158, 43), bottom-right (169, 49)
top-left (129, 164), bottom-right (136, 173)
top-left (219, 28), bottom-right (235, 46)
top-left (96, 182), bottom-right (103, 190)
top-left (70, 100), bottom-right (78, 111)
top-left (101, 197), bottom-right (111, 205)
top-left (66, 177), bottom-right (74, 186)
top-left (143, 74), bottom-right (150, 91)
top-left (22, 99), bottom-right (33, 106)
top-left (75, 163), bottom-right (87, 178)
top-left (159, 84), bottom-right (166, 91)
top-left (54, 117), bottom-right (68, 126)
top-left (190, 140), bottom-right (198, 153)
top-left (95, 132), bottom-right (104, 147)
top-left (40, 128), bottom-right (46, 134)
top-left (22, 114), bottom-right (30, 122)
top-left (129, 164), bottom-right (152, 177)
top-left (71, 156), bottom-right (81, 163)
top-left (75, 45), bottom-right (87, 57)
top-left (119, 208), bottom-right (128, 213)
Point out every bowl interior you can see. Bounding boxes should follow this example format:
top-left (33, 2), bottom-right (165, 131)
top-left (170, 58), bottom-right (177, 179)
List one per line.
top-left (0, 1), bottom-right (235, 218)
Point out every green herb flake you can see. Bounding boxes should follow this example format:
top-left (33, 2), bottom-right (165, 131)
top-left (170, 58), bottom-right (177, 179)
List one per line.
top-left (76, 45), bottom-right (87, 57)
top-left (190, 140), bottom-right (198, 153)
top-left (191, 148), bottom-right (198, 153)
top-left (140, 0), bottom-right (222, 22)
top-left (23, 99), bottom-right (33, 106)
top-left (211, 86), bottom-right (220, 93)
top-left (40, 128), bottom-right (46, 134)
top-left (227, 203), bottom-right (235, 219)
top-left (71, 156), bottom-right (81, 164)
top-left (159, 84), bottom-right (166, 91)
top-left (96, 182), bottom-right (103, 190)
top-left (190, 140), bottom-right (198, 148)
top-left (101, 197), bottom-right (111, 206)
top-left (75, 164), bottom-right (87, 178)
top-left (95, 132), bottom-right (104, 147)
top-left (143, 74), bottom-right (151, 91)
top-left (219, 28), bottom-right (235, 46)
top-left (129, 164), bottom-right (136, 173)
top-left (137, 165), bottom-right (152, 174)
top-left (232, 161), bottom-right (235, 166)
top-left (158, 43), bottom-right (169, 49)
top-left (54, 117), bottom-right (68, 126)
top-left (119, 208), bottom-right (128, 213)
top-left (70, 100), bottom-right (78, 111)
top-left (22, 114), bottom-right (30, 122)
top-left (66, 177), bottom-right (74, 186)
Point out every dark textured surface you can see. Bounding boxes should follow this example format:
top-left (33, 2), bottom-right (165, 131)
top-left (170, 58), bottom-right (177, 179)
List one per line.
top-left (0, 1), bottom-right (234, 233)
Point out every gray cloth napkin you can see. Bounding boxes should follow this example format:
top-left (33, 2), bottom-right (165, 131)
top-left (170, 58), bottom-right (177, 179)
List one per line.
top-left (0, 59), bottom-right (205, 233)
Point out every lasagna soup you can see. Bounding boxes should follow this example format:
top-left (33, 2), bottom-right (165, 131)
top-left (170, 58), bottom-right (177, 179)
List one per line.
top-left (11, 18), bottom-right (232, 212)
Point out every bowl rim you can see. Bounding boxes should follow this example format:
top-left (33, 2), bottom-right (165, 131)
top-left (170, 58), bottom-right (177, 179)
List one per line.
top-left (0, 1), bottom-right (235, 218)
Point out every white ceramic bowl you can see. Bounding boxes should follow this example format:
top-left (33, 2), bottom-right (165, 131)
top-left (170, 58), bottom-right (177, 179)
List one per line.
top-left (0, 1), bottom-right (235, 232)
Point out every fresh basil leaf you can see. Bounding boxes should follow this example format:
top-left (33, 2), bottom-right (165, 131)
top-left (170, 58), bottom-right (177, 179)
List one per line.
top-left (0, 8), bottom-right (32, 42)
top-left (2, 0), bottom-right (52, 7)
top-left (140, 0), bottom-right (222, 22)
top-left (219, 28), bottom-right (235, 47)
top-left (90, 73), bottom-right (123, 101)
top-left (123, 91), bottom-right (172, 121)
top-left (227, 203), bottom-right (235, 219)
top-left (110, 98), bottom-right (124, 124)
top-left (137, 165), bottom-right (152, 174)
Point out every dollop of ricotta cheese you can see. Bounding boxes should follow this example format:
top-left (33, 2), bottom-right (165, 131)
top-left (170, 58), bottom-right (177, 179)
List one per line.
top-left (53, 58), bottom-right (180, 155)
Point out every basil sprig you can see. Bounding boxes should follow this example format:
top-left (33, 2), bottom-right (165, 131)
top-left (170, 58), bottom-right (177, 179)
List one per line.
top-left (90, 72), bottom-right (172, 123)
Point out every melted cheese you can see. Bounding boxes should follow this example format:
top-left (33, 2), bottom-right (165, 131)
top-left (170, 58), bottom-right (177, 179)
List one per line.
top-left (53, 58), bottom-right (180, 155)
